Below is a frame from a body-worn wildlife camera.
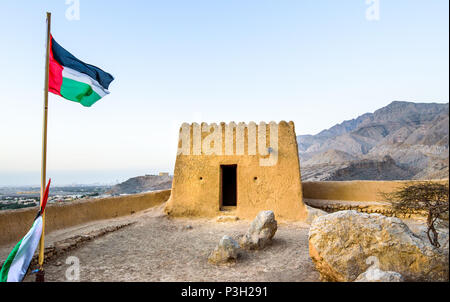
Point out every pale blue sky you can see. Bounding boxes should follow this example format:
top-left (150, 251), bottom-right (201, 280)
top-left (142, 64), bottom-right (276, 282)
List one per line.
top-left (0, 0), bottom-right (448, 185)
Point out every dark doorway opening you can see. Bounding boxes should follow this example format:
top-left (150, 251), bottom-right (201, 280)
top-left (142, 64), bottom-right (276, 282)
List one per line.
top-left (220, 165), bottom-right (237, 208)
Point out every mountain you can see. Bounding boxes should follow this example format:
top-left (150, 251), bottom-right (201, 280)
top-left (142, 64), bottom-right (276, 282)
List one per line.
top-left (303, 149), bottom-right (358, 166)
top-left (107, 174), bottom-right (173, 195)
top-left (298, 101), bottom-right (449, 181)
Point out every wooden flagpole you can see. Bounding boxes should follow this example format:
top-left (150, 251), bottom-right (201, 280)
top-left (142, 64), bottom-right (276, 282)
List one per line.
top-left (36, 11), bottom-right (51, 282)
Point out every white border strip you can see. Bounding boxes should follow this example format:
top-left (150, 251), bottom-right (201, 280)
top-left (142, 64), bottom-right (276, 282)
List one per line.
top-left (62, 67), bottom-right (110, 97)
top-left (7, 216), bottom-right (43, 282)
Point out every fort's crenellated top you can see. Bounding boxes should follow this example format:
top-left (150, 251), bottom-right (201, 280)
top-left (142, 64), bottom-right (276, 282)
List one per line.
top-left (178, 120), bottom-right (295, 132)
top-left (176, 121), bottom-right (298, 164)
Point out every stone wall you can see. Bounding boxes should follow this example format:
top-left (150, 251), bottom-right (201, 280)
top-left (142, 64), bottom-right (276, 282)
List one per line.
top-left (302, 180), bottom-right (449, 202)
top-left (303, 199), bottom-right (429, 219)
top-left (303, 179), bottom-right (449, 219)
top-left (0, 190), bottom-right (171, 246)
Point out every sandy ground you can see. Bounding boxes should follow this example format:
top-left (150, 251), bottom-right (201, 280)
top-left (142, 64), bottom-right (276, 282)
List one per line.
top-left (4, 204), bottom-right (320, 282)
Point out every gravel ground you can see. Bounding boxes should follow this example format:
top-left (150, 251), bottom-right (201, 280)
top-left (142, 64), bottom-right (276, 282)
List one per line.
top-left (18, 204), bottom-right (320, 282)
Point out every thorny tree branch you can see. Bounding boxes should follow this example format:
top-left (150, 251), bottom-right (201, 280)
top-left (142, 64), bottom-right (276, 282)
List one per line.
top-left (381, 182), bottom-right (449, 247)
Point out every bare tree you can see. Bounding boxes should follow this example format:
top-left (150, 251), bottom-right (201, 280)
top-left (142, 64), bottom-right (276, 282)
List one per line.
top-left (382, 182), bottom-right (449, 247)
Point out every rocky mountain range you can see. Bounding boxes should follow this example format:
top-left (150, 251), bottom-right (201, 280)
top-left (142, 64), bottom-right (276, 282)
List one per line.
top-left (298, 101), bottom-right (449, 181)
top-left (107, 174), bottom-right (173, 195)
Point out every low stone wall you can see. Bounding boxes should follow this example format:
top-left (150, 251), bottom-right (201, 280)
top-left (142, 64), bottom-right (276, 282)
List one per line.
top-left (302, 180), bottom-right (449, 202)
top-left (304, 199), bottom-right (428, 220)
top-left (0, 190), bottom-right (171, 246)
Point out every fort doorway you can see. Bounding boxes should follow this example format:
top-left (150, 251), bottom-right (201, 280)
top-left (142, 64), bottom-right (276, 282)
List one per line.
top-left (220, 165), bottom-right (237, 209)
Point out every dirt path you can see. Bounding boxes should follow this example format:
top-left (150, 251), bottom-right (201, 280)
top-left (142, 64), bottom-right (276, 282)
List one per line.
top-left (16, 204), bottom-right (319, 282)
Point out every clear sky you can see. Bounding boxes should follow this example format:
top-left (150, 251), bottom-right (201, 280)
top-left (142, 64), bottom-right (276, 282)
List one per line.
top-left (0, 0), bottom-right (448, 186)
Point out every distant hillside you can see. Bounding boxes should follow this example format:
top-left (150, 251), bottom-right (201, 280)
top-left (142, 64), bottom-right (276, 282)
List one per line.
top-left (298, 101), bottom-right (449, 181)
top-left (303, 149), bottom-right (358, 166)
top-left (107, 175), bottom-right (172, 195)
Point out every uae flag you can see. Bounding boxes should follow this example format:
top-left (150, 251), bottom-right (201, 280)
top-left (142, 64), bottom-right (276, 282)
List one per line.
top-left (49, 35), bottom-right (114, 107)
top-left (0, 180), bottom-right (51, 282)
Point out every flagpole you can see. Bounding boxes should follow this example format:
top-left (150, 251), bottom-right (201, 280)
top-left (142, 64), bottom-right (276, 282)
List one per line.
top-left (36, 11), bottom-right (51, 282)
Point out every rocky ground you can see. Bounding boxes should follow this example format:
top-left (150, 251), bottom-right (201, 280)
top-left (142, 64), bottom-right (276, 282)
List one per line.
top-left (1, 202), bottom-right (446, 282)
top-left (1, 204), bottom-right (319, 282)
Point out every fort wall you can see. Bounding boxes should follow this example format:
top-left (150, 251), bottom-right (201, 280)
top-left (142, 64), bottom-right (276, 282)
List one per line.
top-left (302, 180), bottom-right (449, 201)
top-left (164, 121), bottom-right (307, 221)
top-left (0, 190), bottom-right (171, 246)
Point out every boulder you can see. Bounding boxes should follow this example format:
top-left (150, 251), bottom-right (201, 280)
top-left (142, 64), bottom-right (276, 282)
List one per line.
top-left (240, 211), bottom-right (277, 250)
top-left (405, 221), bottom-right (449, 250)
top-left (306, 205), bottom-right (328, 224)
top-left (208, 235), bottom-right (241, 265)
top-left (309, 210), bottom-right (449, 282)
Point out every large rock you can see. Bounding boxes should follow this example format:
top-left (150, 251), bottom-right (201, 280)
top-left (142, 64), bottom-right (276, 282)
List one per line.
top-left (240, 211), bottom-right (277, 250)
top-left (405, 220), bottom-right (449, 251)
top-left (309, 210), bottom-right (449, 282)
top-left (208, 235), bottom-right (241, 265)
top-left (306, 205), bottom-right (328, 224)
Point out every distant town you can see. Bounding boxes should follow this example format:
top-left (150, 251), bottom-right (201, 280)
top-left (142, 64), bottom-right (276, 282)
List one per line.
top-left (0, 185), bottom-right (111, 211)
top-left (0, 173), bottom-right (173, 211)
